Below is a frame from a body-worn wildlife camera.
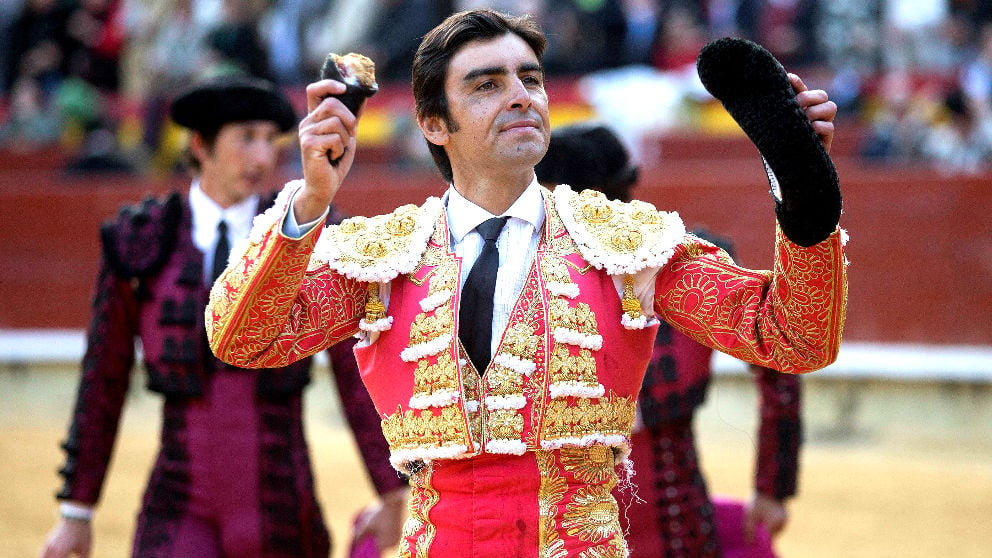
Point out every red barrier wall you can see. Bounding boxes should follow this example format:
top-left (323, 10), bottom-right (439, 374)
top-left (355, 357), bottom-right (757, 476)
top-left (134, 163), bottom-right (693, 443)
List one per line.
top-left (2, 140), bottom-right (989, 346)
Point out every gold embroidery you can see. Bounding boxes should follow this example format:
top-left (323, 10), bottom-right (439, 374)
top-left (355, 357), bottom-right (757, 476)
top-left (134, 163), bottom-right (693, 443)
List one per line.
top-left (537, 450), bottom-right (569, 558)
top-left (581, 198), bottom-right (613, 223)
top-left (501, 323), bottom-right (540, 361)
top-left (487, 363), bottom-right (525, 397)
top-left (542, 396), bottom-right (636, 442)
top-left (364, 282), bottom-right (386, 323)
top-left (381, 405), bottom-right (469, 453)
top-left (428, 259), bottom-right (458, 296)
top-left (387, 212), bottom-right (417, 236)
top-left (610, 226), bottom-right (643, 252)
top-left (487, 408), bottom-right (525, 440)
top-left (330, 203), bottom-right (428, 269)
top-left (540, 253), bottom-right (573, 285)
top-left (412, 350), bottom-right (459, 400)
top-left (562, 485), bottom-right (620, 543)
top-left (578, 539), bottom-right (627, 558)
top-left (548, 346), bottom-right (597, 387)
top-left (560, 445), bottom-right (615, 484)
top-left (561, 186), bottom-right (684, 273)
top-left (207, 221), bottom-right (365, 367)
top-left (549, 300), bottom-right (599, 335)
top-left (543, 192), bottom-right (582, 254)
top-left (657, 226), bottom-right (847, 373)
top-left (400, 465), bottom-right (438, 558)
top-left (537, 447), bottom-right (627, 558)
top-left (408, 300), bottom-right (454, 346)
top-left (620, 274), bottom-right (643, 319)
top-left (630, 200), bottom-right (661, 225)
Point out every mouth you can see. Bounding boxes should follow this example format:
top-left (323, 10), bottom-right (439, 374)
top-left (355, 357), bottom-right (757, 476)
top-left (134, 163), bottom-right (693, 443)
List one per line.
top-left (501, 120), bottom-right (539, 131)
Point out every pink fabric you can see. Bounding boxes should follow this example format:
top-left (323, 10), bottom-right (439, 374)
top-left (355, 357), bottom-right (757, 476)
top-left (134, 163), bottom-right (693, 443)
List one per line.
top-left (712, 496), bottom-right (778, 558)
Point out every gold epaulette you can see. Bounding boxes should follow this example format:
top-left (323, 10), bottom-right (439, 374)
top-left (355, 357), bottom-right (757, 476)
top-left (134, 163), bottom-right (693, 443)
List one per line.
top-left (311, 196), bottom-right (444, 282)
top-left (552, 185), bottom-right (686, 276)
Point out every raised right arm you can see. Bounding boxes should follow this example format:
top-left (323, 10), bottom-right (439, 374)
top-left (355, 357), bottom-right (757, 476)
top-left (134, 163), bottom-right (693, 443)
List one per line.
top-left (208, 79), bottom-right (370, 368)
top-left (206, 184), bottom-right (367, 368)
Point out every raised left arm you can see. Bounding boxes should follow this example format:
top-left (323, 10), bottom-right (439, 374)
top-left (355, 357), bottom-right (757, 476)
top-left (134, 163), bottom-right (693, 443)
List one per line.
top-left (654, 228), bottom-right (847, 374)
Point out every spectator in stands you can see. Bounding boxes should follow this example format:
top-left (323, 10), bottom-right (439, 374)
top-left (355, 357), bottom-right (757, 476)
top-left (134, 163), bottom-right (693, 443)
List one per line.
top-left (3, 0), bottom-right (74, 97)
top-left (203, 10), bottom-right (273, 81)
top-left (0, 75), bottom-right (62, 149)
top-left (353, 0), bottom-right (453, 82)
top-left (63, 0), bottom-right (125, 93)
top-left (0, 0), bottom-right (26, 97)
top-left (38, 75), bottom-right (407, 558)
top-left (120, 0), bottom-right (210, 160)
top-left (536, 123), bottom-right (803, 558)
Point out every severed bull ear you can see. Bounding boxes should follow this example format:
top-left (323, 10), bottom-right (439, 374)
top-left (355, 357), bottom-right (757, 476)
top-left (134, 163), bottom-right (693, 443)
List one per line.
top-left (696, 37), bottom-right (841, 247)
top-left (320, 52), bottom-right (378, 165)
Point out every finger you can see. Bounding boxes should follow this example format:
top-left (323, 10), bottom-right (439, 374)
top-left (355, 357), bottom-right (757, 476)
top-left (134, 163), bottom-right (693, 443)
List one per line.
top-left (804, 101), bottom-right (837, 124)
top-left (788, 73), bottom-right (808, 94)
top-left (304, 97), bottom-right (358, 136)
top-left (305, 79), bottom-right (347, 113)
top-left (743, 508), bottom-right (757, 545)
top-left (796, 89), bottom-right (830, 111)
top-left (812, 119), bottom-right (834, 151)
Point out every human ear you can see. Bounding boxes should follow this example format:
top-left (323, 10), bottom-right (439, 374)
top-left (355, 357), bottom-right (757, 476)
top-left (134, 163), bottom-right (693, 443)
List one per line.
top-left (418, 115), bottom-right (449, 146)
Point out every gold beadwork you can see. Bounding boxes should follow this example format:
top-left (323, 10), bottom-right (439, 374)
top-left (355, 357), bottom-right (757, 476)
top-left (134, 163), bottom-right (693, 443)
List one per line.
top-left (408, 301), bottom-right (454, 345)
top-left (610, 226), bottom-right (643, 252)
top-left (487, 408), bottom-right (525, 440)
top-left (542, 397), bottom-right (636, 443)
top-left (411, 350), bottom-right (459, 399)
top-left (365, 282), bottom-right (386, 322)
top-left (502, 323), bottom-right (540, 360)
top-left (549, 345), bottom-right (598, 387)
top-left (386, 213), bottom-right (417, 236)
top-left (620, 275), bottom-right (643, 319)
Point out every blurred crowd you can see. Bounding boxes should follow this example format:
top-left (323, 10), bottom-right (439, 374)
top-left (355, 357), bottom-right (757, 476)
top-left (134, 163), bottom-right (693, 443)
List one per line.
top-left (3, 0), bottom-right (992, 175)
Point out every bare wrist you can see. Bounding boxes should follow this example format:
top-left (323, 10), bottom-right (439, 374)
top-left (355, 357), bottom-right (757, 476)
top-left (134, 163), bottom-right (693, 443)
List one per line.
top-left (292, 189), bottom-right (331, 225)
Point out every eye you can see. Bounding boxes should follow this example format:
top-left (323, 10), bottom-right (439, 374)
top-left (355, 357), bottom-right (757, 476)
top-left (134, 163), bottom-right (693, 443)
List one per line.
top-left (476, 80), bottom-right (497, 91)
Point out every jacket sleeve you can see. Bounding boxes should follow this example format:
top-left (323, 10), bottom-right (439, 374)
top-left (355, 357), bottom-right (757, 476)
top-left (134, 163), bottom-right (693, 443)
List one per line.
top-left (327, 338), bottom-right (406, 494)
top-left (752, 365), bottom-right (802, 499)
top-left (654, 225), bottom-right (847, 374)
top-left (57, 257), bottom-right (139, 504)
top-left (206, 198), bottom-right (367, 369)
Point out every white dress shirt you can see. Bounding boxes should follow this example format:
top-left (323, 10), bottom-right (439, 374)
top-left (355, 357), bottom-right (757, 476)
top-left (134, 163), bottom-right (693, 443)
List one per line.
top-left (445, 179), bottom-right (544, 356)
top-left (190, 181), bottom-right (259, 285)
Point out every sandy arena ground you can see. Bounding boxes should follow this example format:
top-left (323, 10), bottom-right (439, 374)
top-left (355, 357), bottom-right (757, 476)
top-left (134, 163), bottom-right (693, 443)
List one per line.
top-left (2, 364), bottom-right (991, 558)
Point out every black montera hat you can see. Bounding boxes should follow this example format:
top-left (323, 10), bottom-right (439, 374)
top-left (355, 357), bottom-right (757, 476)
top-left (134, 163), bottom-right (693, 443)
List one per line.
top-left (169, 75), bottom-right (297, 135)
top-left (535, 123), bottom-right (639, 202)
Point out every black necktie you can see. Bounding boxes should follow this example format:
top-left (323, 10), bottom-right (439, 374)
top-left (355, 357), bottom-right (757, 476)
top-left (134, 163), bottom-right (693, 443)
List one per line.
top-left (211, 220), bottom-right (230, 284)
top-left (459, 216), bottom-right (508, 374)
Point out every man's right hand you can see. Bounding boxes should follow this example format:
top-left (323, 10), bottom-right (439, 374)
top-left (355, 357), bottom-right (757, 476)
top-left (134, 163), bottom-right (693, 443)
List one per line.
top-left (39, 519), bottom-right (92, 558)
top-left (294, 79), bottom-right (362, 224)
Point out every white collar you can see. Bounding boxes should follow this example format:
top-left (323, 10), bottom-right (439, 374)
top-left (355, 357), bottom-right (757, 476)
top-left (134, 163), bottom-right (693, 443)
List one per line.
top-left (189, 180), bottom-right (260, 251)
top-left (445, 177), bottom-right (545, 243)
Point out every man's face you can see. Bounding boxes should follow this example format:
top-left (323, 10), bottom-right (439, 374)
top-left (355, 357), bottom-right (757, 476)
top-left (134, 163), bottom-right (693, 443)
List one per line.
top-left (432, 33), bottom-right (550, 179)
top-left (196, 120), bottom-right (281, 207)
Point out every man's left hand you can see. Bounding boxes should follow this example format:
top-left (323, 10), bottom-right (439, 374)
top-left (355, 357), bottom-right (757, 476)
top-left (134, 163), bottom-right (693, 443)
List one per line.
top-left (789, 73), bottom-right (837, 153)
top-left (352, 486), bottom-right (410, 553)
top-left (744, 492), bottom-right (789, 544)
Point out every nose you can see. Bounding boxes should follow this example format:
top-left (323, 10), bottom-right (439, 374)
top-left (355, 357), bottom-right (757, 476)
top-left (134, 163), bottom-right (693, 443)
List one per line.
top-left (250, 138), bottom-right (278, 169)
top-left (507, 77), bottom-right (532, 111)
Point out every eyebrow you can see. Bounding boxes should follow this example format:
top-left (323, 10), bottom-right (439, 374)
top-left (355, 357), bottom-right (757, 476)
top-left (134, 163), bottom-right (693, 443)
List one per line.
top-left (462, 62), bottom-right (544, 83)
